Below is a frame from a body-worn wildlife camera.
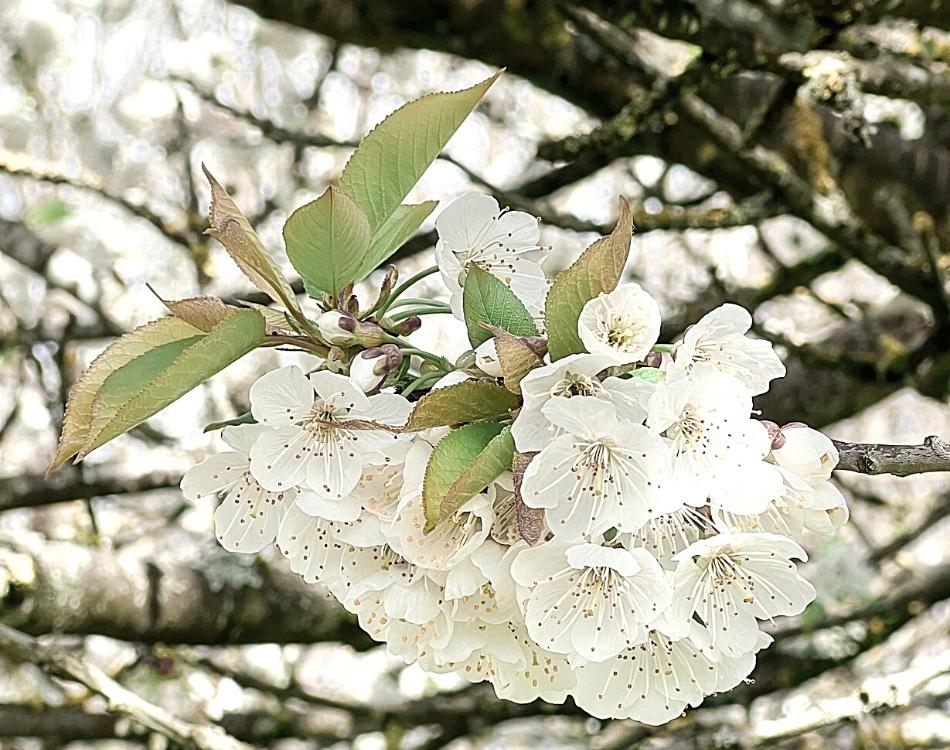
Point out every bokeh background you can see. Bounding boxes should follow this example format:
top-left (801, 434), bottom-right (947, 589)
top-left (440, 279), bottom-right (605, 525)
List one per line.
top-left (1, 0), bottom-right (949, 748)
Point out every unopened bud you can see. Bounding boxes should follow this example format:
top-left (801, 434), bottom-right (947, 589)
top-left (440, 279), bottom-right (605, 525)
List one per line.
top-left (351, 319), bottom-right (387, 347)
top-left (387, 315), bottom-right (422, 336)
top-left (474, 339), bottom-right (504, 377)
top-left (317, 310), bottom-right (357, 345)
top-left (350, 344), bottom-right (402, 392)
top-left (761, 420), bottom-right (785, 450)
top-left (782, 422), bottom-right (808, 430)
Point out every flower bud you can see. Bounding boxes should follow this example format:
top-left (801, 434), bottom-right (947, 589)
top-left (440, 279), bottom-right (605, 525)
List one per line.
top-left (760, 420), bottom-right (785, 450)
top-left (387, 315), bottom-right (422, 336)
top-left (317, 310), bottom-right (357, 345)
top-left (771, 423), bottom-right (838, 482)
top-left (474, 339), bottom-right (504, 377)
top-left (350, 344), bottom-right (402, 393)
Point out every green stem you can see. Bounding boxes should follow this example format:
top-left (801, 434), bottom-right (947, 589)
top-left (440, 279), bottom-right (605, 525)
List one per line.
top-left (652, 343), bottom-right (674, 352)
top-left (400, 371), bottom-right (444, 397)
top-left (261, 335), bottom-right (328, 357)
top-left (387, 297), bottom-right (449, 310)
top-left (378, 265), bottom-right (440, 316)
top-left (388, 308), bottom-right (451, 322)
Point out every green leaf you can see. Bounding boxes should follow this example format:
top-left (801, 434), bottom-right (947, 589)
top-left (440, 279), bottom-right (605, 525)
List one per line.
top-left (203, 165), bottom-right (303, 318)
top-left (545, 196), bottom-right (633, 360)
top-left (438, 426), bottom-right (514, 524)
top-left (78, 309), bottom-right (265, 459)
top-left (406, 380), bottom-right (519, 431)
top-left (357, 201), bottom-right (437, 279)
top-left (284, 185), bottom-right (372, 295)
top-left (629, 367), bottom-right (664, 383)
top-left (339, 71), bottom-right (501, 234)
top-left (47, 316), bottom-right (206, 474)
top-left (423, 422), bottom-right (505, 532)
top-left (463, 265), bottom-right (539, 347)
top-left (204, 411), bottom-right (256, 432)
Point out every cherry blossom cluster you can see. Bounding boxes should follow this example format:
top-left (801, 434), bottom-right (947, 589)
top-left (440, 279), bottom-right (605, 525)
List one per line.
top-left (183, 193), bottom-right (848, 724)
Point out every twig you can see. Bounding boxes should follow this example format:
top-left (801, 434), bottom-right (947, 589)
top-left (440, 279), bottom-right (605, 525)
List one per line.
top-left (0, 623), bottom-right (255, 750)
top-left (745, 650), bottom-right (950, 747)
top-left (833, 436), bottom-right (950, 476)
top-left (0, 150), bottom-right (191, 248)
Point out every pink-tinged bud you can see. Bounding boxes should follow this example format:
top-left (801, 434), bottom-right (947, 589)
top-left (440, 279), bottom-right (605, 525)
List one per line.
top-left (317, 310), bottom-right (357, 344)
top-left (642, 351), bottom-right (663, 369)
top-left (389, 316), bottom-right (422, 336)
top-left (761, 420), bottom-right (785, 450)
top-left (350, 344), bottom-right (402, 392)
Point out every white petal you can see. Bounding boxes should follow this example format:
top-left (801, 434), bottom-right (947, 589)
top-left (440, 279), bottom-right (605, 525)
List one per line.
top-left (248, 426), bottom-right (309, 491)
top-left (181, 451), bottom-right (247, 500)
top-left (249, 366), bottom-right (313, 426)
top-left (221, 423), bottom-right (271, 453)
top-left (308, 370), bottom-right (369, 412)
top-left (214, 480), bottom-right (291, 553)
top-left (295, 490), bottom-right (362, 522)
top-left (435, 192), bottom-right (502, 252)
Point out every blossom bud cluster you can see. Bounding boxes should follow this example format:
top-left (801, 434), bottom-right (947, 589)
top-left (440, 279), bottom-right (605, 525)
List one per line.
top-left (183, 193), bottom-right (847, 723)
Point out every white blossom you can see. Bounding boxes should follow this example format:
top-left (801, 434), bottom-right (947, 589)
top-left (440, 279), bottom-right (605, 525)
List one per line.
top-left (648, 366), bottom-right (783, 514)
top-left (511, 353), bottom-right (652, 453)
top-left (671, 532), bottom-right (815, 656)
top-left (435, 192), bottom-right (548, 318)
top-left (573, 620), bottom-right (723, 724)
top-left (511, 540), bottom-right (671, 663)
top-left (578, 284), bottom-right (661, 364)
top-left (181, 424), bottom-right (293, 553)
top-left (666, 303), bottom-right (785, 395)
top-left (247, 366), bottom-right (410, 500)
top-left (520, 397), bottom-right (670, 539)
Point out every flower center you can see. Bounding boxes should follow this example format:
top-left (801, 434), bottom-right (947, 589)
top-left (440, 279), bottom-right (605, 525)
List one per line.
top-left (553, 373), bottom-right (602, 398)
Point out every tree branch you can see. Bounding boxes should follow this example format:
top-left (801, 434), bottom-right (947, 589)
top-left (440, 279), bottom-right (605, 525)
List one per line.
top-left (0, 623), bottom-right (255, 750)
top-left (0, 149), bottom-right (192, 248)
top-left (833, 435), bottom-right (950, 476)
top-left (0, 534), bottom-right (370, 647)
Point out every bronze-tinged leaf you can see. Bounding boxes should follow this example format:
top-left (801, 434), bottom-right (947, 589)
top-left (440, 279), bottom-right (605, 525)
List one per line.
top-left (202, 164), bottom-right (302, 317)
top-left (545, 196), bottom-right (633, 360)
top-left (481, 324), bottom-right (545, 394)
top-left (161, 295), bottom-right (234, 332)
top-left (512, 451), bottom-right (544, 545)
top-left (406, 380), bottom-right (519, 431)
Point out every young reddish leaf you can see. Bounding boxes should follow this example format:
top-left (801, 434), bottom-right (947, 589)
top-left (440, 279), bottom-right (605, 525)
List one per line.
top-left (203, 165), bottom-right (303, 318)
top-left (512, 451), bottom-right (545, 545)
top-left (482, 323), bottom-right (546, 393)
